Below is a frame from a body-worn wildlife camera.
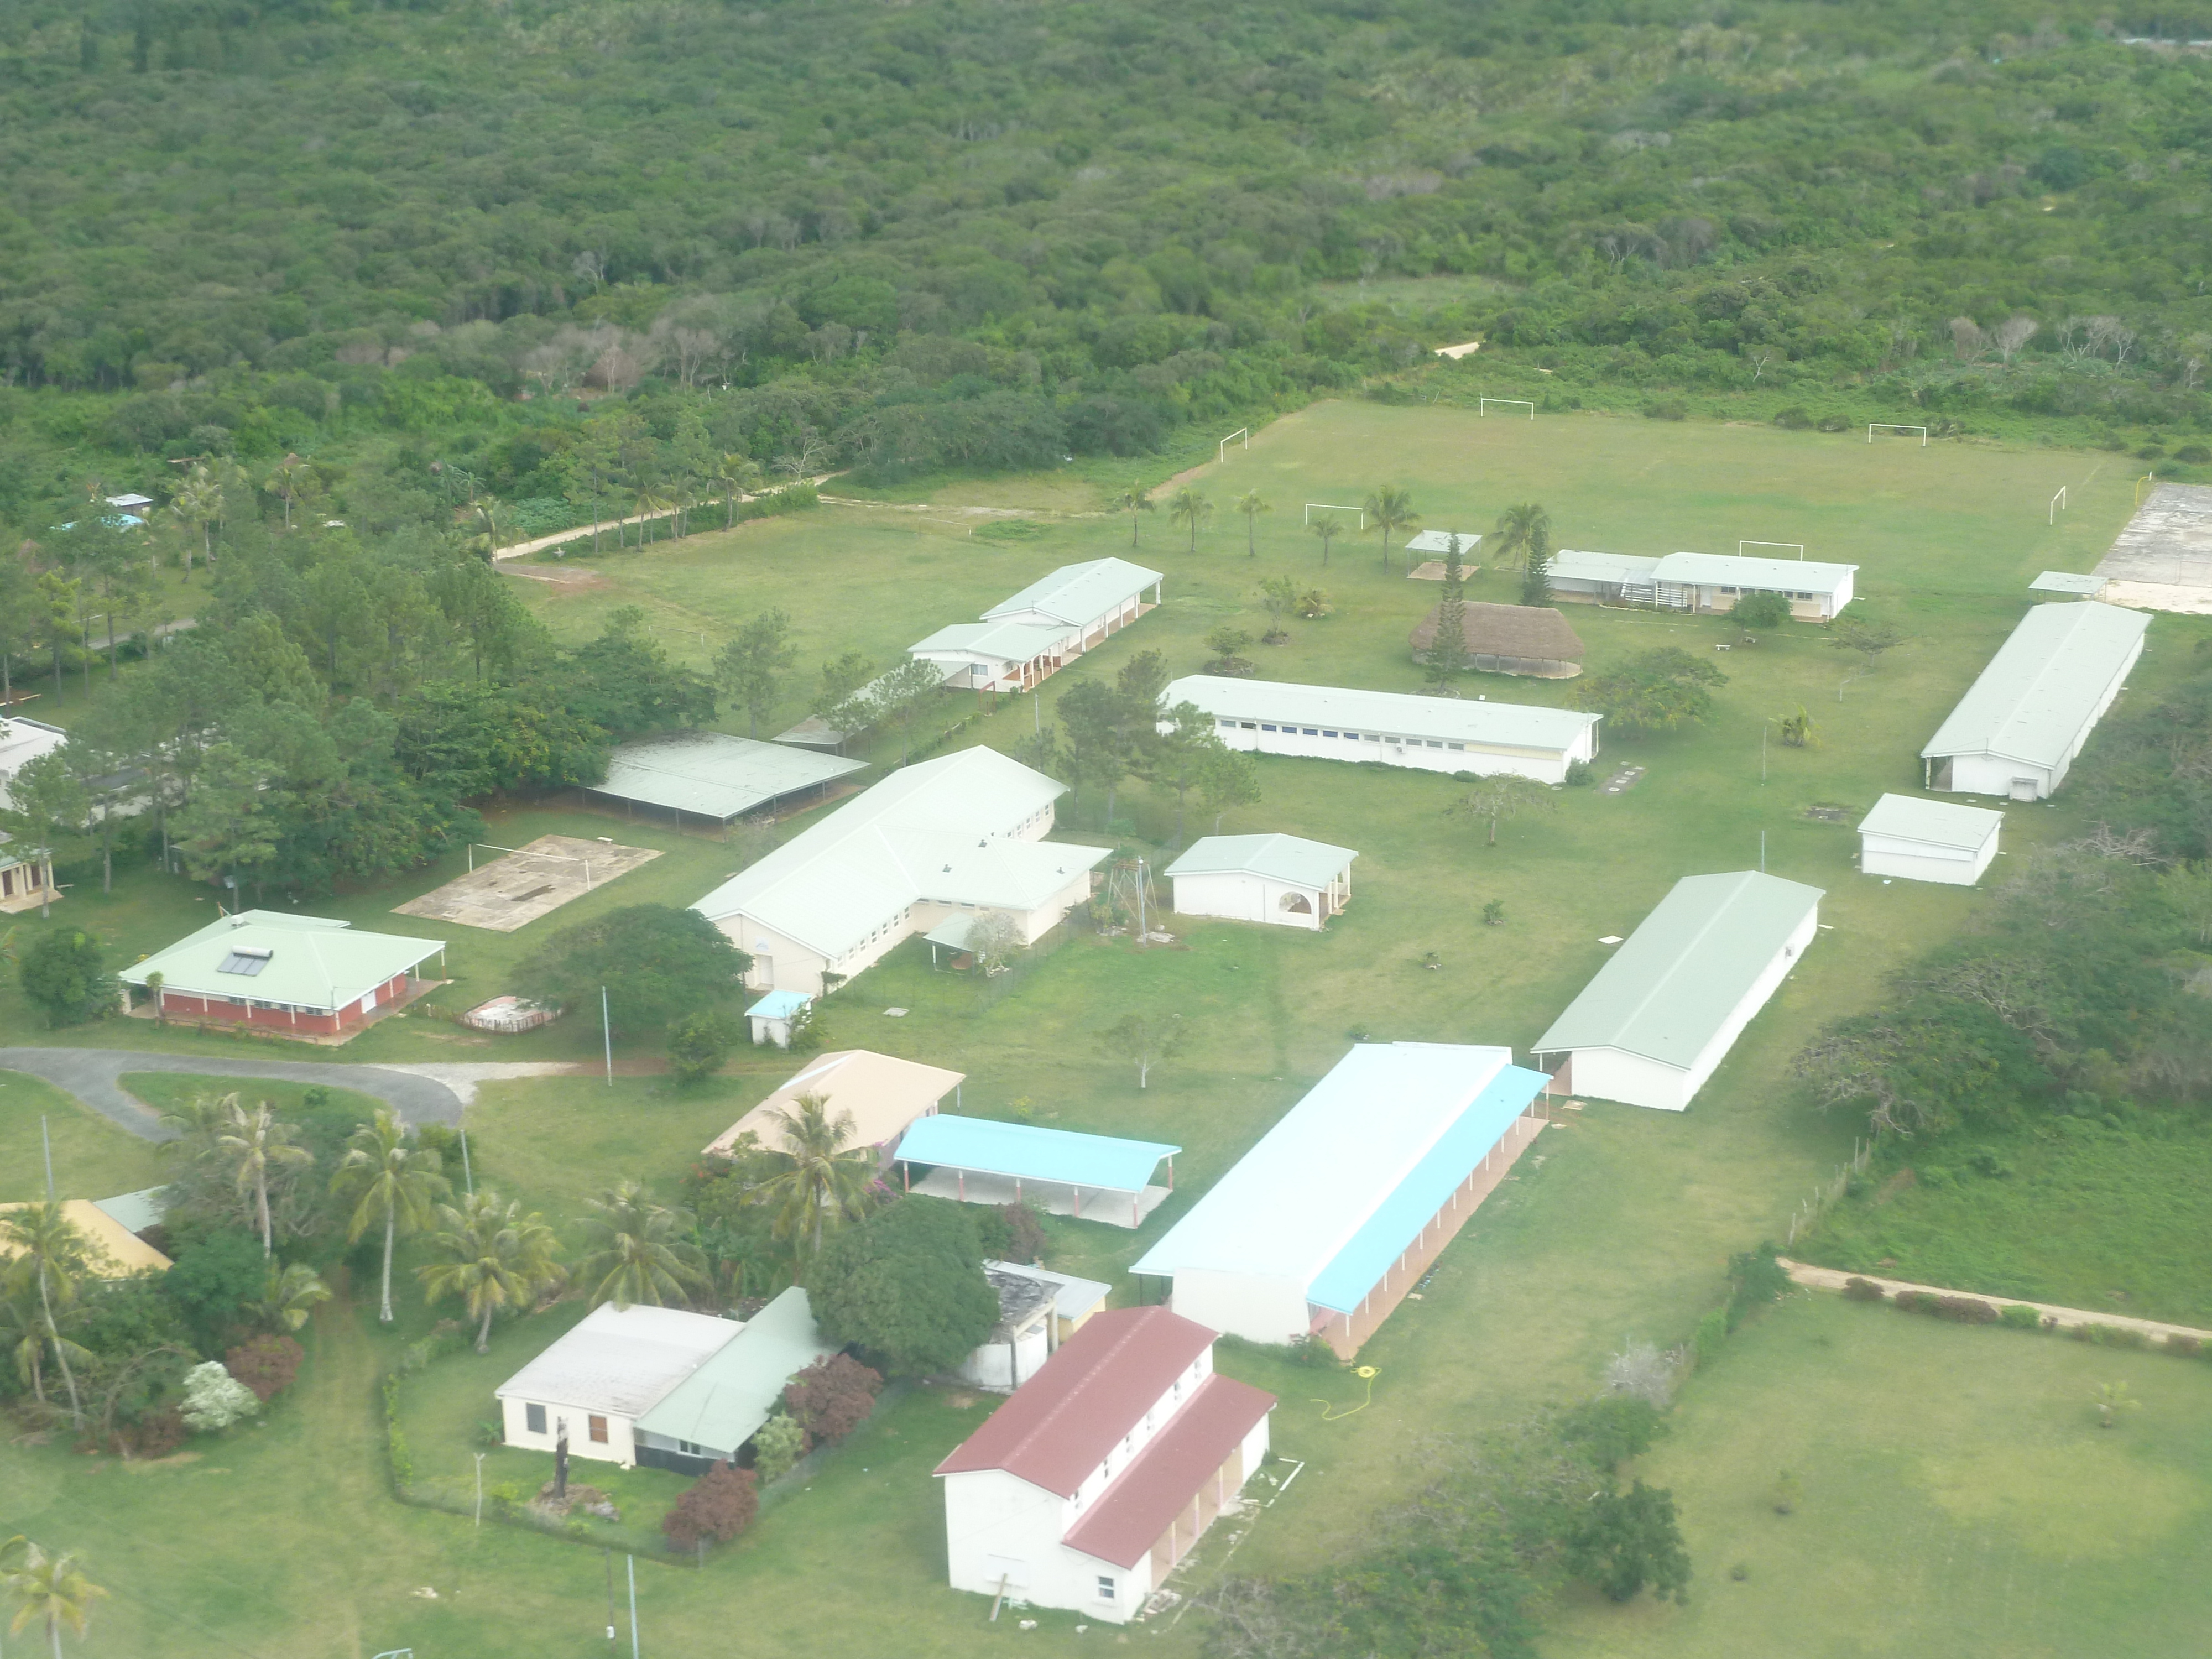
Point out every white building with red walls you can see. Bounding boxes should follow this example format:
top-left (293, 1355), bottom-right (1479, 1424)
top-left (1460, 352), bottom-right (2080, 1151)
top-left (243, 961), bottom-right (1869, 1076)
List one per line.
top-left (119, 910), bottom-right (445, 1039)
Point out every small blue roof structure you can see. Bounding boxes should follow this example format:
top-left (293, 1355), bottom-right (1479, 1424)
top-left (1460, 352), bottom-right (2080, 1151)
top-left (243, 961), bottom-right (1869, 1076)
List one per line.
top-left (747, 990), bottom-right (812, 1020)
top-left (895, 1115), bottom-right (1179, 1195)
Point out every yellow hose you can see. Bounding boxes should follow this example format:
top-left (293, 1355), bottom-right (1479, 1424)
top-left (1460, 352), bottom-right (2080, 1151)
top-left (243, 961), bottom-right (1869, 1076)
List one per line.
top-left (1312, 1365), bottom-right (1380, 1421)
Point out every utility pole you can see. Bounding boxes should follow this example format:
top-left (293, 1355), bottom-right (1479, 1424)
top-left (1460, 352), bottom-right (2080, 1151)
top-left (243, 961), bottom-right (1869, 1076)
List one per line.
top-left (627, 1554), bottom-right (641, 1659)
top-left (1136, 859), bottom-right (1147, 944)
top-left (42, 1115), bottom-right (55, 1201)
top-left (460, 1127), bottom-right (474, 1194)
top-left (473, 1452), bottom-right (486, 1528)
top-left (605, 1551), bottom-right (617, 1643)
top-left (602, 985), bottom-right (614, 1086)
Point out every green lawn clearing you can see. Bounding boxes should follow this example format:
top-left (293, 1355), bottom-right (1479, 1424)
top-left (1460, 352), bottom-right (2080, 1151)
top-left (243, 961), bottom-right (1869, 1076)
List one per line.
top-left (0, 1070), bottom-right (166, 1203)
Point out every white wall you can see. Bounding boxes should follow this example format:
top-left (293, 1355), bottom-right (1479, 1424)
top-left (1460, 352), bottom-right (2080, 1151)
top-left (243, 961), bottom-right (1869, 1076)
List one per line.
top-left (1861, 832), bottom-right (1997, 886)
top-left (1563, 1047), bottom-right (1692, 1113)
top-left (1167, 1269), bottom-right (1315, 1347)
top-left (1170, 871), bottom-right (1325, 930)
top-left (943, 1469), bottom-right (1121, 1615)
top-left (1944, 751), bottom-right (2053, 801)
top-left (958, 1325), bottom-right (1052, 1391)
top-left (1674, 902), bottom-right (1817, 1103)
top-left (499, 1394), bottom-right (638, 1468)
top-left (1210, 717), bottom-right (1585, 784)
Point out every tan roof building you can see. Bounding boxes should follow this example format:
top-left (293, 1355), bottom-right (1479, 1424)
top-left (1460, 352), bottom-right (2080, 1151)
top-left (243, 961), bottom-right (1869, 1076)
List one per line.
top-left (0, 1199), bottom-right (173, 1276)
top-left (703, 1048), bottom-right (966, 1161)
top-left (1411, 602), bottom-right (1585, 679)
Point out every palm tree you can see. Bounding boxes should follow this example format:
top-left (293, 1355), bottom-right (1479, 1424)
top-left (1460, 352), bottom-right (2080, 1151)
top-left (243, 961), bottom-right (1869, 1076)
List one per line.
top-left (3, 1542), bottom-right (108, 1658)
top-left (1491, 501), bottom-right (1552, 573)
top-left (573, 1180), bottom-right (709, 1310)
top-left (631, 487), bottom-right (672, 547)
top-left (418, 1190), bottom-right (565, 1353)
top-left (755, 1094), bottom-right (878, 1266)
top-left (169, 465), bottom-right (222, 579)
top-left (1234, 491), bottom-right (1271, 556)
top-left (213, 1095), bottom-right (314, 1256)
top-left (331, 1110), bottom-right (449, 1324)
top-left (0, 1280), bottom-right (88, 1414)
top-left (1114, 484), bottom-right (1155, 547)
top-left (0, 1204), bottom-right (92, 1428)
top-left (1364, 484), bottom-right (1419, 572)
top-left (247, 1261), bottom-right (332, 1334)
top-left (716, 452), bottom-right (761, 529)
top-left (1309, 513), bottom-right (1343, 567)
top-left (1167, 487), bottom-right (1213, 552)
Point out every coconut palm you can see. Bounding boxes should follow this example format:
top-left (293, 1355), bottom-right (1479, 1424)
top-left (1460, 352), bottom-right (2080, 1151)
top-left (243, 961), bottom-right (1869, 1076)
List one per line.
top-left (417, 1190), bottom-right (565, 1353)
top-left (1491, 501), bottom-right (1553, 573)
top-left (3, 1542), bottom-right (108, 1658)
top-left (1114, 484), bottom-right (1155, 547)
top-left (1363, 484), bottom-right (1419, 571)
top-left (755, 1094), bottom-right (878, 1266)
top-left (573, 1180), bottom-right (709, 1310)
top-left (1167, 487), bottom-right (1213, 552)
top-left (213, 1095), bottom-right (314, 1256)
top-left (1309, 513), bottom-right (1343, 567)
top-left (246, 1260), bottom-right (332, 1335)
top-left (716, 451), bottom-right (761, 529)
top-left (0, 1280), bottom-right (88, 1414)
top-left (0, 1204), bottom-right (93, 1428)
top-left (169, 465), bottom-right (222, 578)
top-left (1234, 491), bottom-right (1271, 557)
top-left (331, 1110), bottom-right (449, 1324)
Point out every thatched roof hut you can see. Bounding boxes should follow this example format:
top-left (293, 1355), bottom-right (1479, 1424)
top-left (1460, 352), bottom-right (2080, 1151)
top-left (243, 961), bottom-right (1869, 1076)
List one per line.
top-left (1411, 602), bottom-right (1586, 679)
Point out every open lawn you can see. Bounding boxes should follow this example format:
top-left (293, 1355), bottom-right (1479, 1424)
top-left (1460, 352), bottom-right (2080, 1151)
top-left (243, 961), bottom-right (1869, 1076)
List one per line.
top-left (9, 403), bottom-right (2211, 1655)
top-left (1548, 1293), bottom-right (2212, 1659)
top-left (0, 1068), bottom-right (165, 1202)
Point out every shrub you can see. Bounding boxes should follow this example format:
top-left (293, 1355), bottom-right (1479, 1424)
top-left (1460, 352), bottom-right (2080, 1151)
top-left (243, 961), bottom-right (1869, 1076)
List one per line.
top-left (1562, 1395), bottom-right (1662, 1464)
top-left (1644, 399), bottom-right (1688, 421)
top-left (1773, 406), bottom-right (1814, 430)
top-left (2162, 1333), bottom-right (2200, 1357)
top-left (18, 928), bottom-right (118, 1027)
top-left (224, 1334), bottom-right (304, 1402)
top-left (662, 1461), bottom-right (758, 1550)
top-left (1563, 759), bottom-right (1593, 786)
top-left (124, 1407), bottom-right (189, 1458)
top-left (973, 1199), bottom-right (1048, 1266)
top-left (1817, 414), bottom-right (1851, 432)
top-left (1692, 1308), bottom-right (1727, 1366)
top-left (1893, 1290), bottom-right (1937, 1315)
top-left (1999, 1303), bottom-right (2044, 1331)
top-left (1931, 1295), bottom-right (1997, 1324)
top-left (1730, 591), bottom-right (1792, 630)
top-left (783, 1353), bottom-right (883, 1444)
top-left (751, 1410), bottom-right (810, 1484)
top-left (665, 1010), bottom-right (738, 1084)
top-left (2099, 1324), bottom-right (2148, 1349)
top-left (1842, 1276), bottom-right (1885, 1302)
top-left (180, 1360), bottom-right (262, 1431)
top-left (1725, 1243), bottom-right (1790, 1330)
top-left (1563, 1480), bottom-right (1691, 1603)
top-left (2175, 444), bottom-right (2212, 464)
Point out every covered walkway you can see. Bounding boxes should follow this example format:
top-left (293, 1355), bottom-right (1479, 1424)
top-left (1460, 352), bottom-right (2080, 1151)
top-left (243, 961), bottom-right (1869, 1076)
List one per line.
top-left (895, 1115), bottom-right (1180, 1229)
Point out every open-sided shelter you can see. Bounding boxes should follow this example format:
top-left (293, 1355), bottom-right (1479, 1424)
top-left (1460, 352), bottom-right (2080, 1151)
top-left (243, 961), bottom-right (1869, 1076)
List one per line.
top-left (1546, 550), bottom-right (1857, 619)
top-left (1131, 1044), bottom-right (1551, 1356)
top-left (1919, 601), bottom-right (2150, 801)
top-left (1410, 602), bottom-right (1586, 677)
top-left (1532, 871), bottom-right (1823, 1112)
top-left (703, 1048), bottom-right (964, 1164)
top-left (936, 1306), bottom-right (1274, 1623)
top-left (585, 731), bottom-right (864, 827)
top-left (1858, 794), bottom-right (2004, 886)
top-left (120, 910), bottom-right (445, 1038)
top-left (1165, 676), bottom-right (1599, 785)
top-left (690, 747), bottom-right (1109, 996)
top-left (896, 1115), bottom-right (1180, 1228)
top-left (1162, 833), bottom-right (1355, 930)
top-left (910, 558), bottom-right (1163, 693)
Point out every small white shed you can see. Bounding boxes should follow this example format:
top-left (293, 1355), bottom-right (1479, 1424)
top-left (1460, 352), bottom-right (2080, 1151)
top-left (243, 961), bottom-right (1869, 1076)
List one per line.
top-left (1162, 834), bottom-right (1356, 930)
top-left (745, 989), bottom-right (812, 1048)
top-left (1858, 794), bottom-right (2002, 886)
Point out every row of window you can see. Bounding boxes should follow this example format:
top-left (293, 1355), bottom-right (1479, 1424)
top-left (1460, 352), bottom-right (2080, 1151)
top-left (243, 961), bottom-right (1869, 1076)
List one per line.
top-left (1222, 717), bottom-right (1465, 752)
top-left (1715, 586), bottom-right (1818, 601)
top-left (522, 1402), bottom-right (609, 1442)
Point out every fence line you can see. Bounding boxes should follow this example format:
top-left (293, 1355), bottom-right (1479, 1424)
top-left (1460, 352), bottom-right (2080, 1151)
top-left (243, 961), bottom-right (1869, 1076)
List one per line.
top-left (1785, 1137), bottom-right (1874, 1248)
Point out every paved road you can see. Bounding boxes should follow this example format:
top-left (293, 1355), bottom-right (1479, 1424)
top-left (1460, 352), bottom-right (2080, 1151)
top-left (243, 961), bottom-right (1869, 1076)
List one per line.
top-left (0, 1048), bottom-right (468, 1142)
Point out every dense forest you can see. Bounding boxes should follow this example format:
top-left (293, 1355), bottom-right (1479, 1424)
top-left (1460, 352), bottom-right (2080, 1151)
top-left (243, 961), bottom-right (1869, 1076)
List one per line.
top-left (1, 0), bottom-right (2210, 541)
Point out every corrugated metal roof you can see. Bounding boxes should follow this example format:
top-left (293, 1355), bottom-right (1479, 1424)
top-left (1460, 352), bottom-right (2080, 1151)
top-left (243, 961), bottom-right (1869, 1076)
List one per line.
top-left (2029, 570), bottom-right (2106, 596)
top-left (1060, 1374), bottom-right (1274, 1568)
top-left (1305, 1065), bottom-right (1548, 1313)
top-left (1165, 676), bottom-right (1599, 755)
top-left (1162, 833), bottom-right (1357, 889)
top-left (633, 1287), bottom-right (837, 1455)
top-left (909, 619), bottom-right (1068, 661)
top-left (1130, 1044), bottom-right (1525, 1290)
top-left (745, 990), bottom-right (812, 1019)
top-left (1921, 601), bottom-right (2151, 769)
top-left (984, 1260), bottom-right (1112, 1323)
top-left (689, 748), bottom-right (1107, 958)
top-left (703, 1049), bottom-right (965, 1157)
top-left (593, 731), bottom-right (865, 822)
top-left (119, 910), bottom-right (444, 1010)
top-left (1531, 872), bottom-right (1823, 1066)
top-left (895, 1115), bottom-right (1179, 1193)
top-left (983, 558), bottom-right (1161, 627)
top-left (1550, 550), bottom-right (1661, 585)
top-left (90, 1187), bottom-right (168, 1235)
top-left (1858, 793), bottom-right (2003, 851)
top-left (1654, 551), bottom-right (1858, 593)
top-left (933, 1306), bottom-right (1216, 1495)
top-left (493, 1303), bottom-right (737, 1418)
top-left (1405, 530), bottom-right (1484, 555)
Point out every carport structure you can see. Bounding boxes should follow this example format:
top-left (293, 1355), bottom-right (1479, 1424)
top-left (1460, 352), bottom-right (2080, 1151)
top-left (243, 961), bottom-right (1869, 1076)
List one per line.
top-left (894, 1116), bottom-right (1180, 1229)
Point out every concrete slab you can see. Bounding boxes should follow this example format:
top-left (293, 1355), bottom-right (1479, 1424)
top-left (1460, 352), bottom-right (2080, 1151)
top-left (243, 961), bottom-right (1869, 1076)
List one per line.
top-left (908, 1167), bottom-right (1171, 1229)
top-left (2091, 482), bottom-right (2212, 610)
top-left (393, 835), bottom-right (659, 932)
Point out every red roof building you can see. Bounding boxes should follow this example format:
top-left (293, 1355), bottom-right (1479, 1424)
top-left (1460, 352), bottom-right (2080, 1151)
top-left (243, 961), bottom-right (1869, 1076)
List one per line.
top-left (935, 1306), bottom-right (1274, 1623)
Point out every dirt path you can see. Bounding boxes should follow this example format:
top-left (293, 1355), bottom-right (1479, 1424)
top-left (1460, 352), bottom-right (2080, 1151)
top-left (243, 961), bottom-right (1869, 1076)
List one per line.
top-left (1778, 1257), bottom-right (2212, 1343)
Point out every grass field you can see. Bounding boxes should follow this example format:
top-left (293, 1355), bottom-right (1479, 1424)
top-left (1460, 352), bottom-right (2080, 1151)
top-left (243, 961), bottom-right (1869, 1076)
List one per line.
top-left (7, 402), bottom-right (2211, 1656)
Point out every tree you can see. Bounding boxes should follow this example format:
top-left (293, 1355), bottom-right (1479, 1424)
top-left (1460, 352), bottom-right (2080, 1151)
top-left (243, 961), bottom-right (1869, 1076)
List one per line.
top-left (1570, 647), bottom-right (1728, 732)
top-left (1297, 588), bottom-right (1332, 618)
top-left (263, 453), bottom-right (312, 532)
top-left (662, 1461), bottom-right (758, 1551)
top-left (783, 1352), bottom-right (884, 1442)
top-left (1308, 513), bottom-right (1343, 567)
top-left (331, 1110), bottom-right (448, 1324)
top-left (1058, 679), bottom-right (1133, 827)
top-left (750, 1411), bottom-right (809, 1483)
top-left (1099, 1010), bottom-right (1186, 1089)
top-left (211, 1097), bottom-right (314, 1258)
top-left (1829, 614), bottom-right (1905, 701)
top-left (1146, 701), bottom-right (1225, 844)
top-left (246, 1261), bottom-right (331, 1334)
top-left (755, 1093), bottom-right (879, 1264)
top-left (1114, 484), bottom-right (1155, 547)
top-left (170, 743), bottom-right (281, 899)
top-left (1563, 1481), bottom-right (1691, 1604)
top-left (179, 1359), bottom-right (260, 1431)
top-left (870, 655), bottom-right (948, 765)
top-left (156, 1227), bottom-right (266, 1352)
top-left (1425, 533), bottom-right (1470, 687)
top-left (713, 610), bottom-right (799, 738)
top-left (1256, 576), bottom-right (1297, 644)
top-left (1167, 486), bottom-right (1213, 552)
top-left (1448, 775), bottom-right (1558, 847)
top-left (667, 1010), bottom-right (739, 1083)
top-left (1364, 484), bottom-right (1418, 571)
top-left (416, 1189), bottom-right (565, 1352)
top-left (1203, 623), bottom-right (1255, 677)
top-left (964, 909), bottom-right (1028, 972)
top-left (1519, 546), bottom-right (1553, 608)
top-left (0, 751), bottom-right (90, 921)
top-left (809, 1199), bottom-right (997, 1376)
top-left (225, 1333), bottom-right (305, 1402)
top-left (0, 1203), bottom-right (92, 1427)
top-left (810, 650), bottom-right (877, 749)
top-left (169, 463), bottom-right (223, 578)
top-left (513, 904), bottom-right (750, 1033)
top-left (716, 451), bottom-right (763, 529)
top-left (2, 1543), bottom-right (107, 1658)
top-left (1731, 591), bottom-right (1791, 630)
top-left (1234, 491), bottom-right (1270, 556)
top-left (1491, 502), bottom-right (1552, 573)
top-left (1197, 745), bottom-right (1261, 832)
top-left (573, 1180), bottom-right (708, 1310)
top-left (17, 930), bottom-right (114, 1029)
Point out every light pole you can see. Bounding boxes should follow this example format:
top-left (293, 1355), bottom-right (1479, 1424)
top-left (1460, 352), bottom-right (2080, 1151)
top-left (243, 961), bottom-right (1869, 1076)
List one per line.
top-left (473, 1451), bottom-right (486, 1527)
top-left (602, 986), bottom-right (613, 1086)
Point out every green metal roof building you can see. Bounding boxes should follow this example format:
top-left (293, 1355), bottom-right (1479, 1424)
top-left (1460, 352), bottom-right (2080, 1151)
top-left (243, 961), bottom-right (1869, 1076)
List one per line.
top-left (121, 910), bottom-right (445, 1037)
top-left (1532, 871), bottom-right (1823, 1112)
top-left (588, 731), bottom-right (866, 827)
top-left (1162, 833), bottom-right (1358, 931)
top-left (633, 1287), bottom-right (839, 1474)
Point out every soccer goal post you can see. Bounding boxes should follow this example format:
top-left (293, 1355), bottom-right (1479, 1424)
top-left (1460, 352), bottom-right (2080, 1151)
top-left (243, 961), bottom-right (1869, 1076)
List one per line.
top-left (1304, 503), bottom-right (1366, 529)
top-left (1479, 398), bottom-right (1536, 420)
top-left (1739, 540), bottom-right (1807, 560)
top-left (1218, 428), bottom-right (1249, 462)
top-left (1867, 423), bottom-right (1929, 446)
top-left (2049, 486), bottom-right (2068, 525)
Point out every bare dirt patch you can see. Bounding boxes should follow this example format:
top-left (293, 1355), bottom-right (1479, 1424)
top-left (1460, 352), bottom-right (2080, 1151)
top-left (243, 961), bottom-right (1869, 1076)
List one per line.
top-left (393, 835), bottom-right (660, 932)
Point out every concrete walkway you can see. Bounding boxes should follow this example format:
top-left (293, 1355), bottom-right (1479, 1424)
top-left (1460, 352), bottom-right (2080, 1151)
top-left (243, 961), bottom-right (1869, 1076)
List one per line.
top-left (0, 1048), bottom-right (473, 1142)
top-left (1777, 1257), bottom-right (2212, 1344)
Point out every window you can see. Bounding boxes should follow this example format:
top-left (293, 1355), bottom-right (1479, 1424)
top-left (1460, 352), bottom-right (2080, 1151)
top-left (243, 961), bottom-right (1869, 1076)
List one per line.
top-left (1302, 728), bottom-right (1319, 736)
top-left (588, 1415), bottom-right (609, 1443)
top-left (1720, 585), bottom-right (1739, 596)
top-left (1364, 733), bottom-right (1380, 742)
top-left (1260, 723), bottom-right (1278, 732)
top-left (1426, 740), bottom-right (1443, 749)
top-left (526, 1403), bottom-right (546, 1435)
top-left (217, 948), bottom-right (271, 977)
top-left (1218, 718), bottom-right (1235, 730)
top-left (1448, 743), bottom-right (1464, 751)
top-left (1239, 721), bottom-right (1257, 730)
top-left (1097, 1577), bottom-right (1118, 1603)
top-left (1322, 730), bottom-right (1338, 738)
top-left (679, 1439), bottom-right (705, 1456)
